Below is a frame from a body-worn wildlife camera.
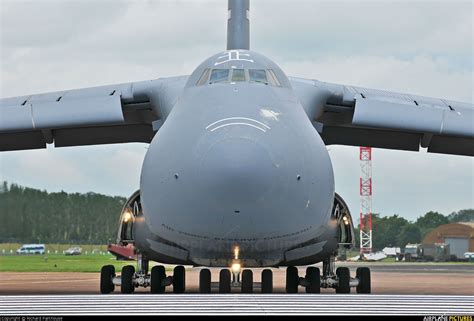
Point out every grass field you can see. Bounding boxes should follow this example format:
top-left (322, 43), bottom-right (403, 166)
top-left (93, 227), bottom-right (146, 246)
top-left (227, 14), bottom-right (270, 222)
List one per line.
top-left (0, 243), bottom-right (175, 272)
top-left (1, 244), bottom-right (470, 272)
top-left (0, 254), bottom-right (136, 272)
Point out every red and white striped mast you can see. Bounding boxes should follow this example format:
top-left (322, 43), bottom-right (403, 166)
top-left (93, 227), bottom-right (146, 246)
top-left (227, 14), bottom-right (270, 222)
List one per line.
top-left (359, 147), bottom-right (373, 254)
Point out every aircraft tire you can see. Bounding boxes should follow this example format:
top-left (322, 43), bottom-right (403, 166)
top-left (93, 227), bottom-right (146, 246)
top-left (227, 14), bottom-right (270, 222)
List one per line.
top-left (151, 265), bottom-right (166, 294)
top-left (241, 269), bottom-right (253, 293)
top-left (219, 269), bottom-right (231, 293)
top-left (305, 266), bottom-right (320, 293)
top-left (172, 265), bottom-right (186, 293)
top-left (356, 267), bottom-right (371, 293)
top-left (335, 267), bottom-right (350, 293)
top-left (100, 265), bottom-right (115, 294)
top-left (261, 269), bottom-right (273, 293)
top-left (286, 266), bottom-right (299, 293)
top-left (199, 268), bottom-right (211, 293)
top-left (121, 265), bottom-right (135, 294)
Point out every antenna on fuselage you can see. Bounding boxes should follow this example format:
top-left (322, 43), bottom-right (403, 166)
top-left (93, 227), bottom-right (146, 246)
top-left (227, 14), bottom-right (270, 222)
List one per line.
top-left (227, 0), bottom-right (250, 50)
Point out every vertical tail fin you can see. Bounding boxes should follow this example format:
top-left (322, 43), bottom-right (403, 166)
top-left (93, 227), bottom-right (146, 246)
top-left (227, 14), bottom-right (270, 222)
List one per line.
top-left (227, 0), bottom-right (250, 50)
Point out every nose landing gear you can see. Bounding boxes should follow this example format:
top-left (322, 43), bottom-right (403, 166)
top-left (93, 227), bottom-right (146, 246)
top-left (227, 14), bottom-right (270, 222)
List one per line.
top-left (212, 268), bottom-right (273, 294)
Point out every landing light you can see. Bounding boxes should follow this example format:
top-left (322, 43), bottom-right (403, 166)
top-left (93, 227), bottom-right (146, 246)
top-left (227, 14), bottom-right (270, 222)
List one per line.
top-left (123, 210), bottom-right (132, 223)
top-left (343, 216), bottom-right (349, 225)
top-left (234, 246), bottom-right (240, 260)
top-left (232, 263), bottom-right (241, 274)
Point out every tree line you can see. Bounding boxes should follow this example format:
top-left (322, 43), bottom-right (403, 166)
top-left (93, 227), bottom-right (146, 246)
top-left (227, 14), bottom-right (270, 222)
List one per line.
top-left (0, 182), bottom-right (126, 244)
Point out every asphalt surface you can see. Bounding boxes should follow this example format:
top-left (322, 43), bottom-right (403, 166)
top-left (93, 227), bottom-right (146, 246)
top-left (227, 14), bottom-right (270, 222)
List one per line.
top-left (1, 263), bottom-right (473, 295)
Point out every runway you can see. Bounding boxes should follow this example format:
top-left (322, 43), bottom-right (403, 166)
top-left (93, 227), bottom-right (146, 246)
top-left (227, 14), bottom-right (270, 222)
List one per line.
top-left (1, 294), bottom-right (473, 315)
top-left (1, 263), bottom-right (473, 295)
top-left (1, 264), bottom-right (472, 314)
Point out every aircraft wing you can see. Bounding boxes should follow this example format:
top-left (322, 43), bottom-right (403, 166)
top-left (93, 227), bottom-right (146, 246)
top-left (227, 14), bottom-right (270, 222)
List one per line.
top-left (290, 77), bottom-right (474, 156)
top-left (0, 76), bottom-right (188, 151)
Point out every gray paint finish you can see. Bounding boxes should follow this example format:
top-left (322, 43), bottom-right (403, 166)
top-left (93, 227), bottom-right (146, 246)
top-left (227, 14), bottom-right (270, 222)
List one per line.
top-left (0, 94), bottom-right (124, 131)
top-left (227, 0), bottom-right (250, 50)
top-left (290, 77), bottom-right (474, 156)
top-left (352, 97), bottom-right (473, 137)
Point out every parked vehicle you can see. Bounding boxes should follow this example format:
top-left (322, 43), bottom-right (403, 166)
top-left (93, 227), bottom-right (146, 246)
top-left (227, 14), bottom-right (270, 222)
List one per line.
top-left (401, 243), bottom-right (453, 262)
top-left (65, 247), bottom-right (82, 256)
top-left (16, 244), bottom-right (45, 255)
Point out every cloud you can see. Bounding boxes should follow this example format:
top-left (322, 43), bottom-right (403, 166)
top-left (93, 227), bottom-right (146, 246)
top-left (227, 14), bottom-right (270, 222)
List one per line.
top-left (0, 147), bottom-right (86, 190)
top-left (282, 55), bottom-right (472, 102)
top-left (253, 0), bottom-right (472, 66)
top-left (0, 143), bottom-right (148, 197)
top-left (1, 0), bottom-right (128, 48)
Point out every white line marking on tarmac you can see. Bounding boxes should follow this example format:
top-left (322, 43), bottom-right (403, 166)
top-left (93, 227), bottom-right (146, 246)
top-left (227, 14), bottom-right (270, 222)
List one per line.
top-left (0, 294), bottom-right (472, 315)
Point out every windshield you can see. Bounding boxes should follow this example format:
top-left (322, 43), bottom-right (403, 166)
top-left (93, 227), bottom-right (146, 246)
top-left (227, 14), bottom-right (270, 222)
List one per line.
top-left (231, 69), bottom-right (246, 82)
top-left (196, 68), bottom-right (281, 86)
top-left (249, 69), bottom-right (267, 84)
top-left (209, 69), bottom-right (229, 83)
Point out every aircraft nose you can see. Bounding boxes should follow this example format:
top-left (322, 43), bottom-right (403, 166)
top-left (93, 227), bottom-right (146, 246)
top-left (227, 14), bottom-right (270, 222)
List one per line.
top-left (198, 137), bottom-right (278, 207)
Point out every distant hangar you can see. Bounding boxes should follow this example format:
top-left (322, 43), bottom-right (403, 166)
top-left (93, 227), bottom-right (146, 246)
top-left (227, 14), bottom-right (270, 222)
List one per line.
top-left (423, 222), bottom-right (474, 259)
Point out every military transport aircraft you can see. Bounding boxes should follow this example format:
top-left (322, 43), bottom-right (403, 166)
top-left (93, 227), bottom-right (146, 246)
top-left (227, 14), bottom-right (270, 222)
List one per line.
top-left (1, 0), bottom-right (472, 294)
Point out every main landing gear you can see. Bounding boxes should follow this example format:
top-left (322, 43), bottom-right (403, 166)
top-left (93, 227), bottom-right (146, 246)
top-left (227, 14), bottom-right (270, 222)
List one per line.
top-left (285, 258), bottom-right (370, 294)
top-left (100, 255), bottom-right (186, 294)
top-left (100, 256), bottom-right (370, 294)
top-left (319, 256), bottom-right (371, 294)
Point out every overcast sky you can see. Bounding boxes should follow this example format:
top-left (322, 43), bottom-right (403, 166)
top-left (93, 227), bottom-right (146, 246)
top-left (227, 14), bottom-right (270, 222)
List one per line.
top-left (0, 0), bottom-right (472, 221)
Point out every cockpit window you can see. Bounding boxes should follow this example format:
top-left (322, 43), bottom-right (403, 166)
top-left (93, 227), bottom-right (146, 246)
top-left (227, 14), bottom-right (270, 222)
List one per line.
top-left (196, 68), bottom-right (283, 86)
top-left (249, 69), bottom-right (268, 84)
top-left (231, 69), bottom-right (246, 82)
top-left (209, 69), bottom-right (229, 83)
top-left (267, 69), bottom-right (281, 87)
top-left (196, 68), bottom-right (211, 86)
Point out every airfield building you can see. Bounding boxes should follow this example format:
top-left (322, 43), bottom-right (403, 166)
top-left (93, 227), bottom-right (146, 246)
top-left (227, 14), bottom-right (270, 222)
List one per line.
top-left (422, 222), bottom-right (474, 259)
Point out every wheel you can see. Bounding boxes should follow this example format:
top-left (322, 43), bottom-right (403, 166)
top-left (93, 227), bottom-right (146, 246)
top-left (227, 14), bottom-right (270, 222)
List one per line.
top-left (356, 267), bottom-right (371, 293)
top-left (241, 269), bottom-right (253, 293)
top-left (261, 269), bottom-right (273, 293)
top-left (121, 265), bottom-right (135, 294)
top-left (100, 265), bottom-right (115, 294)
top-left (219, 269), bottom-right (231, 293)
top-left (286, 266), bottom-right (299, 293)
top-left (335, 267), bottom-right (350, 293)
top-left (199, 268), bottom-right (211, 293)
top-left (151, 265), bottom-right (166, 294)
top-left (305, 266), bottom-right (320, 293)
top-left (172, 265), bottom-right (186, 293)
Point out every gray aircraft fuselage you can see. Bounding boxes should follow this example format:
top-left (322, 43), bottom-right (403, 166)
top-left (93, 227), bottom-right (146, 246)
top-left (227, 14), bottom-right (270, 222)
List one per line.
top-left (134, 50), bottom-right (339, 267)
